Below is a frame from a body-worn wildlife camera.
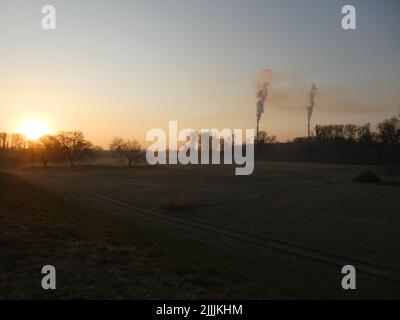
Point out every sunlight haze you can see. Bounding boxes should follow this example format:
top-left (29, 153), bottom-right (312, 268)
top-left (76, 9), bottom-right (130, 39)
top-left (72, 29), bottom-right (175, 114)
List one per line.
top-left (1, 0), bottom-right (399, 147)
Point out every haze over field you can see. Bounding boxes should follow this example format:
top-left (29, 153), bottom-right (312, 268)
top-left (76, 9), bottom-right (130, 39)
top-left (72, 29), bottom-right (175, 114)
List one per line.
top-left (1, 0), bottom-right (400, 147)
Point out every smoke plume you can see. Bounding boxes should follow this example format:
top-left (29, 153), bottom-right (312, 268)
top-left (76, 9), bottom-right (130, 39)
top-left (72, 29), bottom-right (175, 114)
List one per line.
top-left (256, 69), bottom-right (273, 131)
top-left (307, 83), bottom-right (317, 122)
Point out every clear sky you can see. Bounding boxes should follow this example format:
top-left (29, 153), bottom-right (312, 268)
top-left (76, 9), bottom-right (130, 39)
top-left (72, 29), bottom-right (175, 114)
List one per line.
top-left (1, 0), bottom-right (399, 147)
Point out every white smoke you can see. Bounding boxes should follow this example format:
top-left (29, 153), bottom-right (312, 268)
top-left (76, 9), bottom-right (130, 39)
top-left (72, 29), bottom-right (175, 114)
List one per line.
top-left (307, 83), bottom-right (317, 122)
top-left (256, 69), bottom-right (274, 130)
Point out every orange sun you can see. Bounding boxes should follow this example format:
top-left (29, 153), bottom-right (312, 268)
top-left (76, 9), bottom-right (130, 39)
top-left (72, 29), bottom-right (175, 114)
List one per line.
top-left (17, 119), bottom-right (50, 140)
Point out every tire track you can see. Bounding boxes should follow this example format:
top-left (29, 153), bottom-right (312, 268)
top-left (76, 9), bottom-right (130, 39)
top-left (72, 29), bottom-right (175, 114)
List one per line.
top-left (18, 170), bottom-right (400, 286)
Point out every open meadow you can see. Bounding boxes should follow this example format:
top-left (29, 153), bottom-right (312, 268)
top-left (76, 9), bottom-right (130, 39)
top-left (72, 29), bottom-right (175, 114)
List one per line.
top-left (1, 161), bottom-right (399, 299)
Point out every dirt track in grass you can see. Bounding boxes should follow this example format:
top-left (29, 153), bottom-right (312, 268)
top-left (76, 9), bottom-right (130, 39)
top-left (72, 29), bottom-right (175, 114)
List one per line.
top-left (3, 161), bottom-right (400, 299)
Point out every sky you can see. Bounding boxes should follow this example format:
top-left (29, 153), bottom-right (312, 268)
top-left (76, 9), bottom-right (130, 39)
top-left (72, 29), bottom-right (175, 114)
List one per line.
top-left (0, 0), bottom-right (399, 147)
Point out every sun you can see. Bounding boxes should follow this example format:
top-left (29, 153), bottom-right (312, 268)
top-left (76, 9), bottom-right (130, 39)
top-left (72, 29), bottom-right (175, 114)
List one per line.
top-left (17, 119), bottom-right (50, 140)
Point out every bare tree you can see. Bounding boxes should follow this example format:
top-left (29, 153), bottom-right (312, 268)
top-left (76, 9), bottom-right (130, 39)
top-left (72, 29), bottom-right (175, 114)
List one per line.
top-left (343, 124), bottom-right (357, 141)
top-left (377, 117), bottom-right (400, 177)
top-left (11, 134), bottom-right (27, 150)
top-left (56, 131), bottom-right (94, 167)
top-left (256, 130), bottom-right (277, 145)
top-left (110, 137), bottom-right (143, 167)
top-left (377, 117), bottom-right (400, 146)
top-left (356, 124), bottom-right (372, 144)
top-left (39, 135), bottom-right (62, 168)
top-left (0, 133), bottom-right (7, 149)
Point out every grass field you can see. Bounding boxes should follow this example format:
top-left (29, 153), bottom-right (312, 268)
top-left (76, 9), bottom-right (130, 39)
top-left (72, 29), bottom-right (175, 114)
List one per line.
top-left (1, 161), bottom-right (400, 299)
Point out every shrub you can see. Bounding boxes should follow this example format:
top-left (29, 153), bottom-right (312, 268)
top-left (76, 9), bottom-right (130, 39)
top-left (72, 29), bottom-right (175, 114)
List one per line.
top-left (354, 172), bottom-right (381, 183)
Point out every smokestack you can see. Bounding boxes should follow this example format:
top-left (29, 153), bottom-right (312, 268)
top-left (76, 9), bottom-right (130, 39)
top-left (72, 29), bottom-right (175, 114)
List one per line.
top-left (256, 69), bottom-right (273, 141)
top-left (306, 83), bottom-right (317, 138)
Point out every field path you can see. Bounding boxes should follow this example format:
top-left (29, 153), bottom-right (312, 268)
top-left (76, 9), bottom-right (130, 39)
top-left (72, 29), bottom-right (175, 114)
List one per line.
top-left (14, 168), bottom-right (400, 287)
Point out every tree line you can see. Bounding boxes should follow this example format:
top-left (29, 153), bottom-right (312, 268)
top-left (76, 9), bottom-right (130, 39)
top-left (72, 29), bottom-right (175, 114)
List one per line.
top-left (255, 115), bottom-right (400, 169)
top-left (0, 131), bottom-right (146, 168)
top-left (1, 115), bottom-right (399, 169)
top-left (0, 131), bottom-right (97, 168)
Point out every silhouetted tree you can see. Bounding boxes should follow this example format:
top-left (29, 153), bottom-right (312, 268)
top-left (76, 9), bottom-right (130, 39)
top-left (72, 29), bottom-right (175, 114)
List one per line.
top-left (343, 124), bottom-right (357, 141)
top-left (356, 124), bottom-right (373, 144)
top-left (377, 117), bottom-right (400, 146)
top-left (0, 133), bottom-right (7, 149)
top-left (256, 131), bottom-right (277, 145)
top-left (39, 135), bottom-right (62, 168)
top-left (110, 137), bottom-right (143, 167)
top-left (11, 134), bottom-right (27, 150)
top-left (56, 131), bottom-right (94, 167)
top-left (377, 117), bottom-right (400, 176)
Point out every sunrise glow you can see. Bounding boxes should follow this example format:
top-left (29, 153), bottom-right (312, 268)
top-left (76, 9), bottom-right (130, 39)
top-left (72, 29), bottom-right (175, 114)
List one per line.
top-left (17, 119), bottom-right (50, 140)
